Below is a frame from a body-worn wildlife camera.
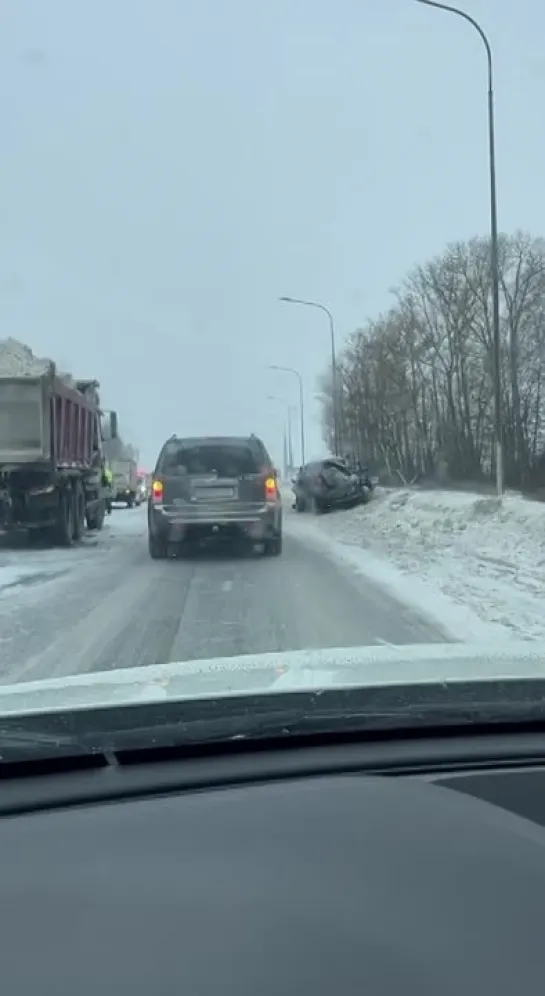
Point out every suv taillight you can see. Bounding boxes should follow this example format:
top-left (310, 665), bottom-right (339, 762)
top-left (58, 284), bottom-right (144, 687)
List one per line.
top-left (152, 479), bottom-right (164, 503)
top-left (264, 474), bottom-right (278, 501)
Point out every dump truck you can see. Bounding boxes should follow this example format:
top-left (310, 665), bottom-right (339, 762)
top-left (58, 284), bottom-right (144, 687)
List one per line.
top-left (111, 458), bottom-right (138, 507)
top-left (0, 339), bottom-right (118, 545)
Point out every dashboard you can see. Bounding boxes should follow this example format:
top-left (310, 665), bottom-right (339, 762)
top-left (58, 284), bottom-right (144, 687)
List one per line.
top-left (3, 733), bottom-right (545, 994)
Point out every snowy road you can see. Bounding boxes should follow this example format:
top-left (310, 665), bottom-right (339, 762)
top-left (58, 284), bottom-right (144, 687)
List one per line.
top-left (0, 505), bottom-right (449, 685)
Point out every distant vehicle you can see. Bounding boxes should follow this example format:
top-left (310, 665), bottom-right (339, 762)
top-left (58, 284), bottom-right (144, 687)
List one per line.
top-left (111, 459), bottom-right (138, 507)
top-left (0, 364), bottom-right (117, 544)
top-left (136, 475), bottom-right (148, 503)
top-left (292, 458), bottom-right (371, 514)
top-left (148, 434), bottom-right (282, 558)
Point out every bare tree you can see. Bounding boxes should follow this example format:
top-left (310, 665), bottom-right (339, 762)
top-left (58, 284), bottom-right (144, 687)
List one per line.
top-left (320, 231), bottom-right (545, 490)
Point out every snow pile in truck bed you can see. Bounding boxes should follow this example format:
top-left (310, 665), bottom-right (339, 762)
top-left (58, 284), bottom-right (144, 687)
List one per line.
top-left (0, 338), bottom-right (74, 384)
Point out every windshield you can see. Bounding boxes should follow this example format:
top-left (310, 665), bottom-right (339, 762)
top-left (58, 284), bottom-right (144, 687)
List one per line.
top-left (0, 2), bottom-right (543, 748)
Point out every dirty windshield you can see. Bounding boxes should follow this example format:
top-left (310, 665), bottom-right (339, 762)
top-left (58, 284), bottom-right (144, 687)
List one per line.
top-left (0, 1), bottom-right (543, 743)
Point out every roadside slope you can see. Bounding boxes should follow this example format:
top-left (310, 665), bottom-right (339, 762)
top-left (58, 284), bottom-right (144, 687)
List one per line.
top-left (284, 488), bottom-right (544, 643)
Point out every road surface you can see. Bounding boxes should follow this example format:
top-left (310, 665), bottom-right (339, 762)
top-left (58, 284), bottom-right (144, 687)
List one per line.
top-left (0, 505), bottom-right (450, 685)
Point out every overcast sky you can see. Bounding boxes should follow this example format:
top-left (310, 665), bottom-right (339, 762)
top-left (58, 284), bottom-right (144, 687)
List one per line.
top-left (0, 0), bottom-right (543, 467)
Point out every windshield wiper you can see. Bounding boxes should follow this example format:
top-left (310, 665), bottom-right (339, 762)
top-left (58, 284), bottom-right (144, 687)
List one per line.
top-left (2, 679), bottom-right (545, 762)
top-left (0, 725), bottom-right (94, 761)
top-left (73, 697), bottom-right (545, 755)
top-left (139, 699), bottom-right (545, 746)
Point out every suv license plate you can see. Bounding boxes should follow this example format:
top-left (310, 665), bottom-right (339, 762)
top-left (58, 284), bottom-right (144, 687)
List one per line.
top-left (194, 487), bottom-right (236, 500)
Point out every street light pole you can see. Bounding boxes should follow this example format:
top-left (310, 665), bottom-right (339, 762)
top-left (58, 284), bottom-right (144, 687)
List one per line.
top-left (267, 395), bottom-right (294, 473)
top-left (279, 296), bottom-right (340, 455)
top-left (268, 364), bottom-right (306, 466)
top-left (415, 0), bottom-right (503, 499)
top-left (286, 406), bottom-right (294, 467)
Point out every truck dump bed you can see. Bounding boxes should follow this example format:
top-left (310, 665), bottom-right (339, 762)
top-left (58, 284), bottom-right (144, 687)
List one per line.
top-left (0, 372), bottom-right (100, 467)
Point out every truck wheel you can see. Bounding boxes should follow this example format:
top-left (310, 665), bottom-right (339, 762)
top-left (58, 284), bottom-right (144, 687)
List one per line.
top-left (73, 484), bottom-right (86, 541)
top-left (86, 500), bottom-right (105, 531)
top-left (55, 490), bottom-right (75, 547)
top-left (93, 501), bottom-right (106, 531)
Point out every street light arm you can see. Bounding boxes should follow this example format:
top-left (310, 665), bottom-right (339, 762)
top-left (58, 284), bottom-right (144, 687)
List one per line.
top-left (279, 296), bottom-right (335, 332)
top-left (308, 301), bottom-right (334, 326)
top-left (269, 363), bottom-right (302, 389)
top-left (277, 297), bottom-right (336, 383)
top-left (415, 0), bottom-right (492, 89)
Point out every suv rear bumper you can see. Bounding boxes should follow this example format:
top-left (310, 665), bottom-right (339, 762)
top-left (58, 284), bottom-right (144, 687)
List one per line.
top-left (148, 501), bottom-right (281, 541)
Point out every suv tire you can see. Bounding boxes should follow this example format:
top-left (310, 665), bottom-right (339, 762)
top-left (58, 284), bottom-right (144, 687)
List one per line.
top-left (148, 531), bottom-right (168, 559)
top-left (264, 533), bottom-right (282, 557)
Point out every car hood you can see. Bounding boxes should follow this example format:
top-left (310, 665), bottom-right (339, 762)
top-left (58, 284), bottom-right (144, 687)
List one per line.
top-left (0, 641), bottom-right (544, 716)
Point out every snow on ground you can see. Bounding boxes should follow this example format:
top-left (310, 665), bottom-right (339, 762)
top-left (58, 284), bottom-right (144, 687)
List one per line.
top-left (285, 487), bottom-right (545, 644)
top-left (0, 505), bottom-right (145, 604)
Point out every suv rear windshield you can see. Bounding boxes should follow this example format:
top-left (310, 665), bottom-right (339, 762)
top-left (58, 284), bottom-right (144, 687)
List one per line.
top-left (161, 442), bottom-right (260, 477)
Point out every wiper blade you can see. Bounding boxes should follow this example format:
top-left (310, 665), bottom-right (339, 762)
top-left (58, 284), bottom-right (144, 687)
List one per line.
top-left (1, 678), bottom-right (545, 763)
top-left (0, 726), bottom-right (92, 761)
top-left (106, 698), bottom-right (545, 752)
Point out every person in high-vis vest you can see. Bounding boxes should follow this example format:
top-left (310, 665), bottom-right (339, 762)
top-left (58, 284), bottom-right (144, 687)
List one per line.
top-left (103, 465), bottom-right (113, 514)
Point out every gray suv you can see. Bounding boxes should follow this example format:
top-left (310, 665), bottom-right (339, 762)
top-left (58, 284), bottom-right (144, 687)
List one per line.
top-left (148, 434), bottom-right (282, 558)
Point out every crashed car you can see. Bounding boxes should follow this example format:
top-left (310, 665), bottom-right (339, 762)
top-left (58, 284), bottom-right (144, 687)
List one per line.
top-left (292, 458), bottom-right (372, 514)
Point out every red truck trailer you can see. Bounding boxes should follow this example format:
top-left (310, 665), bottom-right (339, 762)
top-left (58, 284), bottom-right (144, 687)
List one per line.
top-left (0, 366), bottom-right (118, 545)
